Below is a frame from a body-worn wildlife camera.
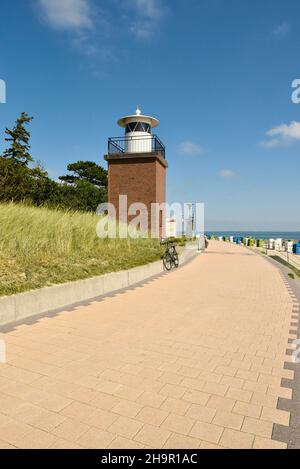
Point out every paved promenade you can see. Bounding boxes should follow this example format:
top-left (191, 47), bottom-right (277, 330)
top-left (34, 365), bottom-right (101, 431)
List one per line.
top-left (0, 241), bottom-right (297, 449)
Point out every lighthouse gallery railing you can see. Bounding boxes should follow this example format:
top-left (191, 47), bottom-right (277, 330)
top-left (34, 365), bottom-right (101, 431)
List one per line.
top-left (108, 135), bottom-right (166, 159)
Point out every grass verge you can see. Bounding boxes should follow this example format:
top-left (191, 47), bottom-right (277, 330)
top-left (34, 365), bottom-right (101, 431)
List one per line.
top-left (0, 203), bottom-right (163, 296)
top-left (271, 255), bottom-right (300, 279)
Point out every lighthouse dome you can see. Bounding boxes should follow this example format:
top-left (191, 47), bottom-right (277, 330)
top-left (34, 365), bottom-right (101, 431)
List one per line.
top-left (117, 108), bottom-right (159, 153)
top-left (117, 107), bottom-right (159, 131)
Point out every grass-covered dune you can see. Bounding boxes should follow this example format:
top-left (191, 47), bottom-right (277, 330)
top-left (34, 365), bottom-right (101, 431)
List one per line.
top-left (0, 203), bottom-right (163, 297)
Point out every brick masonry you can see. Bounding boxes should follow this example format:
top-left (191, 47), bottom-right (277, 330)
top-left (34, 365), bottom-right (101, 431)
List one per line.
top-left (105, 152), bottom-right (168, 234)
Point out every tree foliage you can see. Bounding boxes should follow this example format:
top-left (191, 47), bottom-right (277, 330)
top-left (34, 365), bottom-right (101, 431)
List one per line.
top-left (3, 112), bottom-right (34, 165)
top-left (0, 158), bottom-right (32, 202)
top-left (59, 161), bottom-right (108, 188)
top-left (0, 113), bottom-right (108, 212)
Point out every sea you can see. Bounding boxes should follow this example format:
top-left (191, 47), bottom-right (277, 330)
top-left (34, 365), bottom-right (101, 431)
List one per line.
top-left (206, 232), bottom-right (300, 241)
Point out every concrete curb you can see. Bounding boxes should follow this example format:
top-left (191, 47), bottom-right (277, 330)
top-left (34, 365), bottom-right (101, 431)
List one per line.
top-left (0, 248), bottom-right (198, 328)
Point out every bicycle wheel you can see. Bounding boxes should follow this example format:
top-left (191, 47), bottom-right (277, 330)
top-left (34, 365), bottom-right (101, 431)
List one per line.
top-left (173, 252), bottom-right (179, 268)
top-left (163, 252), bottom-right (172, 271)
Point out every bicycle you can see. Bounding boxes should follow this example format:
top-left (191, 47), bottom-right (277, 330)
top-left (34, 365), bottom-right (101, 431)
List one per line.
top-left (161, 239), bottom-right (179, 271)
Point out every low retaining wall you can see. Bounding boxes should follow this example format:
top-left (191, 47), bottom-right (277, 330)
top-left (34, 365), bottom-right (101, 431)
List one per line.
top-left (0, 248), bottom-right (198, 328)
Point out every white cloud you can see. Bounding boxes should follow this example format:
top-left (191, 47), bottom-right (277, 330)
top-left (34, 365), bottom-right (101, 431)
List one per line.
top-left (130, 22), bottom-right (155, 40)
top-left (179, 141), bottom-right (204, 156)
top-left (129, 0), bottom-right (163, 39)
top-left (218, 169), bottom-right (238, 179)
top-left (38, 0), bottom-right (93, 30)
top-left (272, 22), bottom-right (291, 37)
top-left (133, 0), bottom-right (162, 20)
top-left (261, 121), bottom-right (300, 148)
top-left (37, 0), bottom-right (112, 60)
top-left (36, 0), bottom-right (165, 63)
top-left (260, 139), bottom-right (280, 149)
top-left (267, 121), bottom-right (300, 139)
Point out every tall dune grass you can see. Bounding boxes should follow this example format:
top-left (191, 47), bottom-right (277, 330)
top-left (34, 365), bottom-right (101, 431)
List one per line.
top-left (0, 203), bottom-right (163, 296)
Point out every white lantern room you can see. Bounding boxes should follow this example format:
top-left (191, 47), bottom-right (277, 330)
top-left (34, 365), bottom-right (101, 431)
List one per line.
top-left (117, 107), bottom-right (159, 154)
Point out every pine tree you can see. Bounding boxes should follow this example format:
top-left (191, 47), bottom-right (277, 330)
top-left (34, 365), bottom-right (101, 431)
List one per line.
top-left (59, 161), bottom-right (108, 188)
top-left (3, 112), bottom-right (34, 165)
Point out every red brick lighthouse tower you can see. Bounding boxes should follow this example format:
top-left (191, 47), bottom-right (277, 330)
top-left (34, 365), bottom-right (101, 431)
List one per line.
top-left (105, 108), bottom-right (168, 236)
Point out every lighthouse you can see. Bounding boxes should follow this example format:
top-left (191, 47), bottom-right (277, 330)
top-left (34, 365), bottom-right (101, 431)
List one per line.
top-left (105, 108), bottom-right (168, 236)
top-left (118, 107), bottom-right (159, 154)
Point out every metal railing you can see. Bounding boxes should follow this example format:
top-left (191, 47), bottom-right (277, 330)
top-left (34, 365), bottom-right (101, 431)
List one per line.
top-left (108, 135), bottom-right (166, 159)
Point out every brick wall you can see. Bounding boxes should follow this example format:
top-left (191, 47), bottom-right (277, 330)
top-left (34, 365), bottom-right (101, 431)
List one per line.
top-left (107, 153), bottom-right (167, 236)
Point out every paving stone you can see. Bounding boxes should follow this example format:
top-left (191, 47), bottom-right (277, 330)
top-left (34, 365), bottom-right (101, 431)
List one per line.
top-left (226, 387), bottom-right (252, 403)
top-left (84, 408), bottom-right (119, 430)
top-left (160, 397), bottom-right (191, 416)
top-left (107, 416), bottom-right (144, 439)
top-left (220, 428), bottom-right (254, 449)
top-left (241, 417), bottom-right (273, 438)
top-left (136, 407), bottom-right (168, 427)
top-left (213, 411), bottom-right (244, 431)
top-left (52, 418), bottom-right (90, 442)
top-left (233, 401), bottom-right (262, 419)
top-left (163, 433), bottom-right (201, 449)
top-left (161, 413), bottom-right (195, 435)
top-left (253, 437), bottom-right (287, 449)
top-left (134, 424), bottom-right (171, 448)
top-left (112, 400), bottom-right (143, 419)
top-left (160, 384), bottom-right (187, 400)
top-left (207, 396), bottom-right (236, 412)
top-left (183, 390), bottom-right (211, 406)
top-left (17, 428), bottom-right (57, 449)
top-left (0, 241), bottom-right (294, 449)
top-left (189, 421), bottom-right (223, 444)
top-left (137, 391), bottom-right (166, 409)
top-left (61, 401), bottom-right (95, 422)
top-left (77, 428), bottom-right (115, 449)
top-left (261, 407), bottom-right (290, 427)
top-left (108, 437), bottom-right (145, 449)
top-left (0, 420), bottom-right (33, 446)
top-left (186, 404), bottom-right (216, 423)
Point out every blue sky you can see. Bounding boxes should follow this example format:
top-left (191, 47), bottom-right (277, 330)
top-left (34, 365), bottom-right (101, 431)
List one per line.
top-left (0, 0), bottom-right (300, 230)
